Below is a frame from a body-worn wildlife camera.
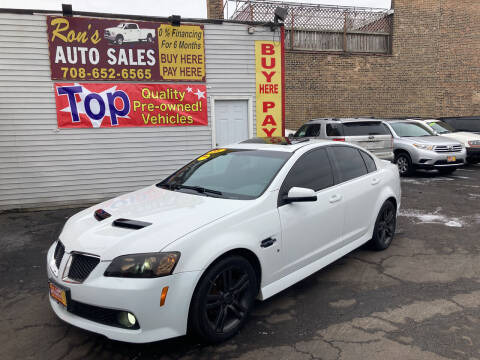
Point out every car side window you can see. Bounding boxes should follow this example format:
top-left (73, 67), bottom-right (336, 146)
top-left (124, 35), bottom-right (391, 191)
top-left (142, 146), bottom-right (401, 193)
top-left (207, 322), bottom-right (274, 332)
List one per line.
top-left (326, 123), bottom-right (344, 137)
top-left (280, 148), bottom-right (334, 201)
top-left (360, 151), bottom-right (377, 173)
top-left (295, 124), bottom-right (321, 137)
top-left (329, 146), bottom-right (368, 182)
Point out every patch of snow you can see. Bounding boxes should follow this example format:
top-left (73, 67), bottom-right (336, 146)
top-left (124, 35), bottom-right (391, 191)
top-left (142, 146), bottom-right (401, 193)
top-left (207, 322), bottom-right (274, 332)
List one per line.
top-left (399, 208), bottom-right (465, 228)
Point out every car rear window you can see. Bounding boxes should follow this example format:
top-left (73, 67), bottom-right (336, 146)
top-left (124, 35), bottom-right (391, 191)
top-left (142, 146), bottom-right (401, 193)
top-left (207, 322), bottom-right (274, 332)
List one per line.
top-left (328, 146), bottom-right (368, 182)
top-left (342, 122), bottom-right (389, 136)
top-left (294, 124), bottom-right (321, 137)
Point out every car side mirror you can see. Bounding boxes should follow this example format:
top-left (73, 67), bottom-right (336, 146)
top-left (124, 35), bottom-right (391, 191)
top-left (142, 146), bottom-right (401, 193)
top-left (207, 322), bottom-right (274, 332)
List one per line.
top-left (287, 133), bottom-right (294, 139)
top-left (284, 187), bottom-right (317, 203)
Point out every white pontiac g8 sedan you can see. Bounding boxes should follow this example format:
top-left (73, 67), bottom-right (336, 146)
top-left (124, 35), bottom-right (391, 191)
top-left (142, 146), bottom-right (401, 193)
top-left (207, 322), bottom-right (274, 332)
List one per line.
top-left (47, 138), bottom-right (401, 344)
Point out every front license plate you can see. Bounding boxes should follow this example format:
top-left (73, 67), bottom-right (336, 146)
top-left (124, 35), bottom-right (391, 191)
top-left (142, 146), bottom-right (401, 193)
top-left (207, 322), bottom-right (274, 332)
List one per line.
top-left (49, 281), bottom-right (67, 307)
top-left (447, 156), bottom-right (456, 162)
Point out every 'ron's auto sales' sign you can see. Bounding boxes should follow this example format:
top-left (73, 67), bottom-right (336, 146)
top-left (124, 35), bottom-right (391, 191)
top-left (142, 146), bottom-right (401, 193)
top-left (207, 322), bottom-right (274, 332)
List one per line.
top-left (46, 16), bottom-right (205, 82)
top-left (54, 83), bottom-right (208, 128)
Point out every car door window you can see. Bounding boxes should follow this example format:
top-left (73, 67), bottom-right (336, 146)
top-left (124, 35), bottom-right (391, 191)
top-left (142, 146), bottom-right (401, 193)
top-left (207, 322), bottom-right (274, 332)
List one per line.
top-left (294, 124), bottom-right (321, 137)
top-left (360, 151), bottom-right (377, 173)
top-left (279, 148), bottom-right (334, 204)
top-left (326, 123), bottom-right (344, 137)
top-left (329, 146), bottom-right (368, 182)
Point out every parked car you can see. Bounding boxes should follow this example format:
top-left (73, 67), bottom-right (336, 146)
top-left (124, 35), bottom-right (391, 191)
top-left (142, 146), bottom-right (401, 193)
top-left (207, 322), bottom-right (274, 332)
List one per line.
top-left (104, 23), bottom-right (155, 45)
top-left (47, 139), bottom-right (400, 344)
top-left (383, 120), bottom-right (466, 176)
top-left (293, 118), bottom-right (394, 161)
top-left (415, 119), bottom-right (480, 164)
top-left (441, 116), bottom-right (480, 135)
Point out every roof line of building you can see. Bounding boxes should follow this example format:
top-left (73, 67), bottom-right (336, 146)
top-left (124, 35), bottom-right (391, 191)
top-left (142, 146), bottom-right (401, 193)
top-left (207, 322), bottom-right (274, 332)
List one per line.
top-left (0, 7), bottom-right (277, 27)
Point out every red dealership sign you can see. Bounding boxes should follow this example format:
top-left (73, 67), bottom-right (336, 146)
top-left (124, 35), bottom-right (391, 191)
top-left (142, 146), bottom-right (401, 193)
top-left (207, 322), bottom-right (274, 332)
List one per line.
top-left (54, 83), bottom-right (207, 128)
top-left (46, 16), bottom-right (205, 82)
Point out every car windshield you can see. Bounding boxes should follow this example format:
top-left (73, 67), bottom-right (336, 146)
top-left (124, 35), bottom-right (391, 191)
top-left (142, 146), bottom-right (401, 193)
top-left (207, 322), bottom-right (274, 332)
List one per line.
top-left (294, 124), bottom-right (320, 137)
top-left (157, 149), bottom-right (291, 200)
top-left (427, 121), bottom-right (456, 134)
top-left (390, 122), bottom-right (435, 137)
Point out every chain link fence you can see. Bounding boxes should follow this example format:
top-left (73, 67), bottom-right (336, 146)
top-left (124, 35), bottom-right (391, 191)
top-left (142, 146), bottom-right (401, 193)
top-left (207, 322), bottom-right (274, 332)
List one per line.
top-left (227, 0), bottom-right (393, 54)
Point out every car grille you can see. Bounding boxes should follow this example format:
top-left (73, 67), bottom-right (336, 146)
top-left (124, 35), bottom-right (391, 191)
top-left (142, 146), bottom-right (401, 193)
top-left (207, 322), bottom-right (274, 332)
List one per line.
top-left (104, 30), bottom-right (110, 36)
top-left (67, 253), bottom-right (100, 282)
top-left (53, 241), bottom-right (65, 269)
top-left (434, 144), bottom-right (463, 153)
top-left (68, 299), bottom-right (140, 330)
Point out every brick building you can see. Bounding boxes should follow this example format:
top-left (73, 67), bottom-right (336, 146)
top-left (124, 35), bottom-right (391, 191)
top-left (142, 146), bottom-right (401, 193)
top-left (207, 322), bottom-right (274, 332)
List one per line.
top-left (209, 0), bottom-right (480, 130)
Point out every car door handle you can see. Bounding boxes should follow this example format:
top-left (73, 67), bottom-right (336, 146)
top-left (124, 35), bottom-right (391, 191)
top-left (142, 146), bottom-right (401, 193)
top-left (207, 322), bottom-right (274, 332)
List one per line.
top-left (371, 178), bottom-right (380, 185)
top-left (260, 237), bottom-right (277, 248)
top-left (329, 194), bottom-right (342, 203)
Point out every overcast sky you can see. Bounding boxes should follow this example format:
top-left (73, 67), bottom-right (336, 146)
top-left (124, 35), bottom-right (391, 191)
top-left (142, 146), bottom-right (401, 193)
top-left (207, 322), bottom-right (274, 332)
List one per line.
top-left (1, 0), bottom-right (392, 18)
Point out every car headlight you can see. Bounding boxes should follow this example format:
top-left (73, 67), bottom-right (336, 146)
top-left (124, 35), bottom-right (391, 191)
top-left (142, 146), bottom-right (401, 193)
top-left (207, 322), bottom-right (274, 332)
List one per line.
top-left (104, 252), bottom-right (180, 278)
top-left (413, 143), bottom-right (434, 150)
top-left (468, 140), bottom-right (480, 147)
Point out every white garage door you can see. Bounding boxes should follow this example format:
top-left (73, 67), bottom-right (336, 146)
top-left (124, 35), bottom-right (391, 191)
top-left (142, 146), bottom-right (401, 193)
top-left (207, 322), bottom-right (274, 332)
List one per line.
top-left (214, 100), bottom-right (249, 146)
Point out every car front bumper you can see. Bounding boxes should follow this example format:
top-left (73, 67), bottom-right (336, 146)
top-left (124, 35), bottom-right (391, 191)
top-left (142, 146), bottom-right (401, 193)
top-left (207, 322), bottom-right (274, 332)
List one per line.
top-left (411, 148), bottom-right (467, 169)
top-left (46, 243), bottom-right (201, 343)
top-left (466, 147), bottom-right (480, 161)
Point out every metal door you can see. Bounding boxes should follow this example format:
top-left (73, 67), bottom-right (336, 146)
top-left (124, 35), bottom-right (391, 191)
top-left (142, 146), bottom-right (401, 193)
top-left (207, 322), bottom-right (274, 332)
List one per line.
top-left (214, 100), bottom-right (249, 146)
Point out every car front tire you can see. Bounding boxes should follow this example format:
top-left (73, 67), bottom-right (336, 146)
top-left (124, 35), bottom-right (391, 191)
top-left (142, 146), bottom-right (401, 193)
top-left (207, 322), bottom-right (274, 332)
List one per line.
top-left (370, 200), bottom-right (396, 251)
top-left (188, 255), bottom-right (258, 343)
top-left (116, 35), bottom-right (124, 45)
top-left (395, 152), bottom-right (413, 176)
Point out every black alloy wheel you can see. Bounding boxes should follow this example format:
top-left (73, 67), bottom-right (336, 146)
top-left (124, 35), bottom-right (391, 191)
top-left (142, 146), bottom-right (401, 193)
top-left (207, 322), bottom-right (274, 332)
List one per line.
top-left (370, 200), bottom-right (396, 251)
top-left (189, 256), bottom-right (257, 343)
top-left (395, 152), bottom-right (413, 176)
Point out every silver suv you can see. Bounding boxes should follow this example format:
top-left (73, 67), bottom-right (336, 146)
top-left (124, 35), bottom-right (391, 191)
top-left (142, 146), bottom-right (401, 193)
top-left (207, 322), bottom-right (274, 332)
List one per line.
top-left (383, 120), bottom-right (466, 176)
top-left (293, 118), bottom-right (394, 161)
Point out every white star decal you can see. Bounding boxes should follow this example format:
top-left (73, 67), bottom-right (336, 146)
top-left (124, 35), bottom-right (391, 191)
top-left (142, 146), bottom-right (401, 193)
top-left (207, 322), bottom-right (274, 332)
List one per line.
top-left (186, 86), bottom-right (193, 93)
top-left (194, 89), bottom-right (205, 100)
top-left (60, 83), bottom-right (130, 128)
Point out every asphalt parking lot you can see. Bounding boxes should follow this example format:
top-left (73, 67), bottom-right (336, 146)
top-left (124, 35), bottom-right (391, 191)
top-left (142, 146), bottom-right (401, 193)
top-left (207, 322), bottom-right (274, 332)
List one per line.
top-left (1, 164), bottom-right (480, 360)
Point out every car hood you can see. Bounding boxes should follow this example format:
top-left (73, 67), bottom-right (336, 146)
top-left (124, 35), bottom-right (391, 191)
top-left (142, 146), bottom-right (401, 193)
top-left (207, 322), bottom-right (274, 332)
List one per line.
top-left (59, 185), bottom-right (249, 260)
top-left (441, 132), bottom-right (480, 143)
top-left (400, 136), bottom-right (462, 145)
top-left (105, 27), bottom-right (118, 32)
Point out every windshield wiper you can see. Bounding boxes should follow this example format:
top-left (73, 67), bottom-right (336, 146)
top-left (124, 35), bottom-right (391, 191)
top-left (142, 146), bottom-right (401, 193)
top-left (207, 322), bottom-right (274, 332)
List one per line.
top-left (158, 183), bottom-right (223, 196)
top-left (175, 185), bottom-right (223, 195)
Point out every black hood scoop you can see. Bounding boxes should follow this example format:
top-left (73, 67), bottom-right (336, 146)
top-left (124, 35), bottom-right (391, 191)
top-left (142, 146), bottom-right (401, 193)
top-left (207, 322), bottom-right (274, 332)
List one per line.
top-left (112, 218), bottom-right (152, 230)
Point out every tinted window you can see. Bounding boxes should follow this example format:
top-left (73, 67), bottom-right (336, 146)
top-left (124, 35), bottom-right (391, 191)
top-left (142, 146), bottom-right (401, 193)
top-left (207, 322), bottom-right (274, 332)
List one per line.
top-left (326, 123), bottom-right (344, 136)
top-left (342, 122), bottom-right (389, 136)
top-left (360, 151), bottom-right (377, 173)
top-left (294, 124), bottom-right (321, 137)
top-left (329, 146), bottom-right (368, 182)
top-left (427, 121), bottom-right (455, 134)
top-left (390, 122), bottom-right (435, 137)
top-left (443, 119), bottom-right (480, 132)
top-left (280, 148), bottom-right (334, 197)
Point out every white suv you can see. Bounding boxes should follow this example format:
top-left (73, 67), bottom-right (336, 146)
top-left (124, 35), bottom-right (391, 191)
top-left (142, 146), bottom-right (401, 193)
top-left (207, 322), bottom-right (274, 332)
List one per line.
top-left (47, 139), bottom-right (401, 344)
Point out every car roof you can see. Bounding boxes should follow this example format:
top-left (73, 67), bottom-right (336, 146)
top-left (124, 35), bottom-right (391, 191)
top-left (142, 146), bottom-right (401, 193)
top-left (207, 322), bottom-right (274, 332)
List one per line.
top-left (307, 118), bottom-right (386, 124)
top-left (227, 138), bottom-right (332, 152)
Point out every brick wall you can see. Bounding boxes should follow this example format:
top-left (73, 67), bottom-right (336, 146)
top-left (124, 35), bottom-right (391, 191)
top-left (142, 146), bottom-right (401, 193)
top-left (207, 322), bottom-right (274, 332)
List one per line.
top-left (285, 0), bottom-right (480, 130)
top-left (206, 0), bottom-right (480, 130)
top-left (207, 0), bottom-right (224, 19)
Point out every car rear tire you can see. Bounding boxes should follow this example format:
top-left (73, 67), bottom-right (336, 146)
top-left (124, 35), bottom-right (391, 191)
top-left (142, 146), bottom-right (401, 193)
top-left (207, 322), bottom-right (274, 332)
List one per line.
top-left (394, 152), bottom-right (413, 176)
top-left (438, 167), bottom-right (457, 175)
top-left (370, 200), bottom-right (396, 251)
top-left (116, 35), bottom-right (124, 45)
top-left (188, 255), bottom-right (258, 343)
